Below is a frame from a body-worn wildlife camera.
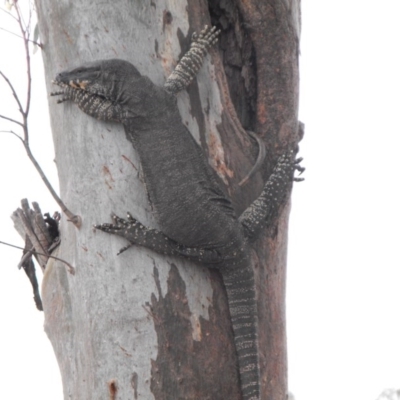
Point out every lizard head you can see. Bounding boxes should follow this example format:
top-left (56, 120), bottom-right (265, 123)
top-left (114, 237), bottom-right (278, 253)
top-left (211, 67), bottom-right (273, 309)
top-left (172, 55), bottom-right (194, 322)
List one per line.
top-left (51, 59), bottom-right (158, 123)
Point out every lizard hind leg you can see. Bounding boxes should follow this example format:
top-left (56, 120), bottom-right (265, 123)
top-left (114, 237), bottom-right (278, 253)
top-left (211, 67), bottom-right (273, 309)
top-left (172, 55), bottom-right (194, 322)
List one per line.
top-left (239, 150), bottom-right (304, 240)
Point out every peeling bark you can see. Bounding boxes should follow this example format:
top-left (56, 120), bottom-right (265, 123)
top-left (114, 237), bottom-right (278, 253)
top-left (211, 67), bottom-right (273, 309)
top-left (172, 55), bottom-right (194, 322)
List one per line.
top-left (150, 264), bottom-right (241, 400)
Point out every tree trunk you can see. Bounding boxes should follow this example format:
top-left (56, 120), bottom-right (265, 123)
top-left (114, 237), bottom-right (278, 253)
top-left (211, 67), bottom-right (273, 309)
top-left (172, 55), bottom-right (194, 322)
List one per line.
top-left (35, 0), bottom-right (301, 399)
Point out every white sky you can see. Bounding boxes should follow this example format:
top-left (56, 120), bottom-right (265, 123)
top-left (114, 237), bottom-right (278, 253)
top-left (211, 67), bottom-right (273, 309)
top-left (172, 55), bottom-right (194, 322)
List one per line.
top-left (0, 1), bottom-right (399, 399)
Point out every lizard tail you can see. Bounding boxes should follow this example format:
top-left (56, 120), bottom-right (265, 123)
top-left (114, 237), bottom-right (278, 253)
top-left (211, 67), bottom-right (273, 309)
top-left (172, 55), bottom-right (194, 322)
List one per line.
top-left (222, 262), bottom-right (260, 400)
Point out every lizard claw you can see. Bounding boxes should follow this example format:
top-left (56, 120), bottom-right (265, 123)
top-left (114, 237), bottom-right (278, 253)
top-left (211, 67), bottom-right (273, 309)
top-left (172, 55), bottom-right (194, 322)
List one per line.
top-left (117, 243), bottom-right (135, 255)
top-left (293, 156), bottom-right (305, 180)
top-left (126, 212), bottom-right (136, 222)
top-left (111, 214), bottom-right (129, 226)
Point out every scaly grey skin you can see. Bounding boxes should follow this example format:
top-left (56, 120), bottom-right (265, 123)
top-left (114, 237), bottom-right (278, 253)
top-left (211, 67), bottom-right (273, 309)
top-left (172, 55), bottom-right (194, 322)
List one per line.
top-left (51, 26), bottom-right (303, 400)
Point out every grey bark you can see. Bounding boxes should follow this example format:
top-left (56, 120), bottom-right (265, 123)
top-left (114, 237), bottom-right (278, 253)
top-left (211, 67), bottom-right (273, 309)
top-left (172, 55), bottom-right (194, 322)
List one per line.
top-left (35, 1), bottom-right (301, 399)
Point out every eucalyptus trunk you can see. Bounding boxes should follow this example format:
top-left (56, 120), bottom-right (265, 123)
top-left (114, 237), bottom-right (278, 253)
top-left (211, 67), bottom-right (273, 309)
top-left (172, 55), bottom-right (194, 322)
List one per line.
top-left (35, 0), bottom-right (301, 398)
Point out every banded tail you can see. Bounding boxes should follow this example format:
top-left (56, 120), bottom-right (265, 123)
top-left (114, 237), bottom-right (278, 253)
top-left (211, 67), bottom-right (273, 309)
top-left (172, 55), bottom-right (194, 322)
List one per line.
top-left (222, 260), bottom-right (260, 400)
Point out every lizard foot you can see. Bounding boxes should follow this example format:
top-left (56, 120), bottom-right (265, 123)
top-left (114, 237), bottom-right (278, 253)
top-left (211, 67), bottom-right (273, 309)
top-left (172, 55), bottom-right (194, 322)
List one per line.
top-left (293, 156), bottom-right (305, 182)
top-left (94, 213), bottom-right (145, 234)
top-left (164, 25), bottom-right (220, 94)
top-left (94, 213), bottom-right (151, 254)
top-left (191, 25), bottom-right (220, 49)
top-left (239, 149), bottom-right (305, 239)
top-left (274, 149), bottom-right (305, 183)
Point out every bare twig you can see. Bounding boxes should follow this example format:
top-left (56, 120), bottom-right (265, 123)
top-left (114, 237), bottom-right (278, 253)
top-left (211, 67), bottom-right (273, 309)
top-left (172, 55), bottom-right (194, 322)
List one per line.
top-left (0, 6), bottom-right (18, 22)
top-left (0, 240), bottom-right (75, 275)
top-left (0, 130), bottom-right (24, 142)
top-left (23, 141), bottom-right (81, 225)
top-left (14, 4), bottom-right (32, 122)
top-left (0, 2), bottom-right (81, 227)
top-left (0, 27), bottom-right (43, 49)
top-left (0, 26), bottom-right (42, 47)
top-left (0, 114), bottom-right (24, 127)
top-left (26, 3), bottom-right (32, 34)
top-left (17, 247), bottom-right (35, 269)
top-left (0, 71), bottom-right (24, 113)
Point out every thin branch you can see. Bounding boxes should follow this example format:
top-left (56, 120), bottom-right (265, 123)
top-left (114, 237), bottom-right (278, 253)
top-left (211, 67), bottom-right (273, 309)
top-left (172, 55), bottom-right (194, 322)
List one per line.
top-left (17, 247), bottom-right (34, 269)
top-left (26, 3), bottom-right (32, 35)
top-left (1, 122), bottom-right (81, 226)
top-left (0, 26), bottom-right (42, 47)
top-left (0, 127), bottom-right (80, 225)
top-left (14, 3), bottom-right (31, 119)
top-left (0, 114), bottom-right (24, 128)
top-left (0, 129), bottom-right (24, 142)
top-left (0, 240), bottom-right (75, 275)
top-left (0, 6), bottom-right (18, 22)
top-left (0, 71), bottom-right (24, 114)
top-left (14, 1), bottom-right (28, 34)
top-left (22, 139), bottom-right (81, 226)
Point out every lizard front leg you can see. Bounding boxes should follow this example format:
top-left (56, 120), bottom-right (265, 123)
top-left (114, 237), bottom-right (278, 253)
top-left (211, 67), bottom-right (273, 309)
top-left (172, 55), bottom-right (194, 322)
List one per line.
top-left (95, 213), bottom-right (224, 264)
top-left (164, 25), bottom-right (220, 94)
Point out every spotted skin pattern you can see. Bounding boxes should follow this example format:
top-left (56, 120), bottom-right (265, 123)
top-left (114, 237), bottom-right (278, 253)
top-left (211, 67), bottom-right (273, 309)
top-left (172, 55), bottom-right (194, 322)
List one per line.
top-left (164, 25), bottom-right (220, 94)
top-left (51, 26), bottom-right (303, 400)
top-left (240, 152), bottom-right (304, 240)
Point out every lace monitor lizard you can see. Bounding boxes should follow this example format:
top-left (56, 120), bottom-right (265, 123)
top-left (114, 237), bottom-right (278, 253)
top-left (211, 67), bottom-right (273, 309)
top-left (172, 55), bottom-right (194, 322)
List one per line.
top-left (51, 26), bottom-right (303, 400)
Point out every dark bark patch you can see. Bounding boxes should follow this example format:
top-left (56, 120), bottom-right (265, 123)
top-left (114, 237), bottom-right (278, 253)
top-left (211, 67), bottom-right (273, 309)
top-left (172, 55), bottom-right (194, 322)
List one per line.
top-left (163, 10), bottom-right (173, 28)
top-left (107, 379), bottom-right (117, 400)
top-left (208, 0), bottom-right (257, 131)
top-left (102, 165), bottom-right (115, 190)
top-left (150, 264), bottom-right (241, 400)
top-left (131, 372), bottom-right (138, 399)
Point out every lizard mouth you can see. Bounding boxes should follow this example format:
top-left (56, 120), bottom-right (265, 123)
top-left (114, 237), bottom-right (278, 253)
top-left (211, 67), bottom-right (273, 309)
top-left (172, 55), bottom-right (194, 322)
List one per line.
top-left (50, 79), bottom-right (108, 104)
top-left (66, 79), bottom-right (88, 90)
top-left (50, 78), bottom-right (123, 122)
